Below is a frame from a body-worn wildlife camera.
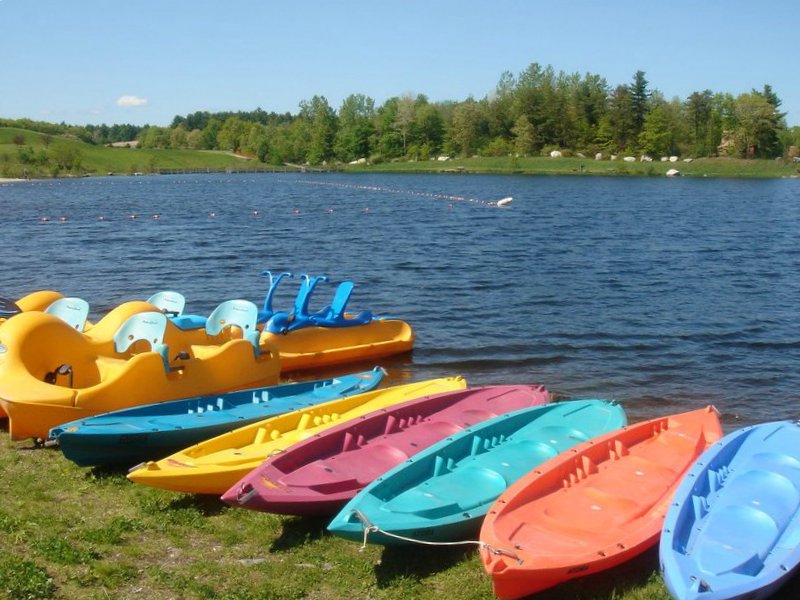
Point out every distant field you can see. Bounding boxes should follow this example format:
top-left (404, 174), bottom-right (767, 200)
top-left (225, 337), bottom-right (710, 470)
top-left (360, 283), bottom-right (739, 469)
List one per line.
top-left (0, 127), bottom-right (272, 178)
top-left (349, 155), bottom-right (800, 179)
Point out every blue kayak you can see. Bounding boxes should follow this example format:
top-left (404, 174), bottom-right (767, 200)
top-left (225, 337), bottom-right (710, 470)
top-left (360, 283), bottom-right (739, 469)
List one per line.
top-left (49, 367), bottom-right (386, 468)
top-left (327, 399), bottom-right (626, 544)
top-left (660, 420), bottom-right (800, 600)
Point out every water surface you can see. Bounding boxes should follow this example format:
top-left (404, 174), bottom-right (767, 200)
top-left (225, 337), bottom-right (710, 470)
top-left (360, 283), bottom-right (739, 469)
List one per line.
top-left (2, 172), bottom-right (799, 428)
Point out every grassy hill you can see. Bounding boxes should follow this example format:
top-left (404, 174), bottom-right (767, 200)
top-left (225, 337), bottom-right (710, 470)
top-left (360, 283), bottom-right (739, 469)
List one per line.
top-left (0, 127), bottom-right (266, 179)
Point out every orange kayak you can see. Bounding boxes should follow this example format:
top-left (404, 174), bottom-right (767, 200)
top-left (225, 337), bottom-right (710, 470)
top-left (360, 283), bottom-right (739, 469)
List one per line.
top-left (479, 406), bottom-right (722, 600)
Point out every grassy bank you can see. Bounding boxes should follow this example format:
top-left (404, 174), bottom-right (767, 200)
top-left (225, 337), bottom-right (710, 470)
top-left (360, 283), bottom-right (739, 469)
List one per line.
top-left (347, 155), bottom-right (800, 179)
top-left (3, 126), bottom-right (800, 180)
top-left (0, 431), bottom-right (677, 600)
top-left (0, 128), bottom-right (273, 179)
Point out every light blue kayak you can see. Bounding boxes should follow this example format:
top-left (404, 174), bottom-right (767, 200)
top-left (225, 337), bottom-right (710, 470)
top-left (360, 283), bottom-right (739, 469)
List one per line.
top-left (49, 367), bottom-right (385, 468)
top-left (660, 420), bottom-right (800, 600)
top-left (327, 399), bottom-right (626, 544)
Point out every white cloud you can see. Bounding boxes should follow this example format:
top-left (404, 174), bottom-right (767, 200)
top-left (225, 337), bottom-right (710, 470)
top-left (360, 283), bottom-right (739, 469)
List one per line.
top-left (116, 95), bottom-right (148, 107)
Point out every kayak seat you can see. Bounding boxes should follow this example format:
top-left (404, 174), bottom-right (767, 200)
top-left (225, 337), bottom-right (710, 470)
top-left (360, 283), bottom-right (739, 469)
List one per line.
top-left (257, 270), bottom-right (292, 324)
top-left (113, 311), bottom-right (170, 370)
top-left (147, 291), bottom-right (186, 317)
top-left (402, 420), bottom-right (463, 449)
top-left (45, 297), bottom-right (89, 332)
top-left (458, 408), bottom-right (499, 428)
top-left (206, 299), bottom-right (260, 355)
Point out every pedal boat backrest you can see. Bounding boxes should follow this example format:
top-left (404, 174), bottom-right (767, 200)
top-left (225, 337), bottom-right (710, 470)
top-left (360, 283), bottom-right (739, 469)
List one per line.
top-left (266, 274), bottom-right (328, 333)
top-left (258, 270), bottom-right (293, 324)
top-left (310, 280), bottom-right (373, 327)
top-left (45, 297), bottom-right (90, 332)
top-left (205, 299), bottom-right (260, 354)
top-left (113, 311), bottom-right (170, 369)
top-left (147, 291), bottom-right (186, 317)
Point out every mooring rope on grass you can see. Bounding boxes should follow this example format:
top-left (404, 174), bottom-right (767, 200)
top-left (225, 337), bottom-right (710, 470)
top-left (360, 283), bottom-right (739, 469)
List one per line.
top-left (349, 509), bottom-right (523, 564)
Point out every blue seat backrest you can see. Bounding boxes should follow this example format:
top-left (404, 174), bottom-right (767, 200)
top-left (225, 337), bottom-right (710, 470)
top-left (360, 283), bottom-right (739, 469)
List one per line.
top-left (293, 275), bottom-right (328, 319)
top-left (327, 281), bottom-right (354, 320)
top-left (259, 271), bottom-right (292, 322)
top-left (45, 297), bottom-right (90, 332)
top-left (147, 291), bottom-right (186, 316)
top-left (265, 275), bottom-right (330, 334)
top-left (206, 299), bottom-right (260, 353)
top-left (113, 311), bottom-right (169, 368)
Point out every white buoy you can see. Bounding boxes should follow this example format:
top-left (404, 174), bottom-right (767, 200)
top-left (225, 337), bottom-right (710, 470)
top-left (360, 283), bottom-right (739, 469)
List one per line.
top-left (496, 197), bottom-right (513, 207)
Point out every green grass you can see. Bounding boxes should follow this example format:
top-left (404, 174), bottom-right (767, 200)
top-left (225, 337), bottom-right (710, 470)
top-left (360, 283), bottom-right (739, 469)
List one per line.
top-left (3, 423), bottom-right (800, 599)
top-left (0, 431), bottom-right (676, 600)
top-left (0, 127), bottom-right (274, 179)
top-left (347, 154), bottom-right (800, 179)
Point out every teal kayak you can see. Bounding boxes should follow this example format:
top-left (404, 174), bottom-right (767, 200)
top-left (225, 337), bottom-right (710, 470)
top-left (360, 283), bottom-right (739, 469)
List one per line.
top-left (49, 367), bottom-right (385, 468)
top-left (327, 399), bottom-right (626, 544)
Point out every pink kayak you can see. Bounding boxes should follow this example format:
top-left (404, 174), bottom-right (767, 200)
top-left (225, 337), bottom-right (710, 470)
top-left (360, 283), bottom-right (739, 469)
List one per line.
top-left (221, 385), bottom-right (550, 516)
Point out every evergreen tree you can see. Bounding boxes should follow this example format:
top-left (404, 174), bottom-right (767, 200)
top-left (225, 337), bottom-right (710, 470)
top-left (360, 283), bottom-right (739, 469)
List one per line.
top-left (629, 70), bottom-right (650, 139)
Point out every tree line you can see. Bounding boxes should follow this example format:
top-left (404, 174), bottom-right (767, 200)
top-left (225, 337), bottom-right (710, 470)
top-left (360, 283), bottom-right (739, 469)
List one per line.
top-left (4, 63), bottom-right (799, 165)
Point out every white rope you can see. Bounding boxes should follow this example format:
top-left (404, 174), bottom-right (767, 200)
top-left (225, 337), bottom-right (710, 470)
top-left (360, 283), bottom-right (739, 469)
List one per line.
top-left (349, 510), bottom-right (523, 564)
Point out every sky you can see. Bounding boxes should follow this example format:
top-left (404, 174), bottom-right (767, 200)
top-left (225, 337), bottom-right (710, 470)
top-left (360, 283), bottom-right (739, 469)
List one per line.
top-left (1, 0), bottom-right (798, 127)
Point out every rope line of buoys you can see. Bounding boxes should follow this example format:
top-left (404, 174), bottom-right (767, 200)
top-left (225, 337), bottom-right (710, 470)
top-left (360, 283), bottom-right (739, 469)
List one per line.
top-left (32, 207), bottom-right (362, 223)
top-left (285, 179), bottom-right (512, 208)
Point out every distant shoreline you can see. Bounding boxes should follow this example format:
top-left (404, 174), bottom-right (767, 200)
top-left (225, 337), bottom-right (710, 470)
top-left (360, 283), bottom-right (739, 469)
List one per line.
top-left (0, 178), bottom-right (29, 184)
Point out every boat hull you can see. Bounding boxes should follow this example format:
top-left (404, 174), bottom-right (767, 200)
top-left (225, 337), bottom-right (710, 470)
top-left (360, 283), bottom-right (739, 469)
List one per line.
top-left (222, 385), bottom-right (551, 516)
top-left (127, 377), bottom-right (466, 495)
top-left (0, 310), bottom-right (280, 440)
top-left (660, 420), bottom-right (800, 600)
top-left (262, 319), bottom-right (413, 373)
top-left (479, 406), bottom-right (722, 600)
top-left (49, 368), bottom-right (386, 467)
top-left (327, 399), bottom-right (627, 545)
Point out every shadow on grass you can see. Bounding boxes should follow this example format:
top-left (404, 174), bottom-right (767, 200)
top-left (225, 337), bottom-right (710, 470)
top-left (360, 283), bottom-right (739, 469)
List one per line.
top-left (529, 545), bottom-right (663, 600)
top-left (269, 515), bottom-right (331, 552)
top-left (165, 494), bottom-right (228, 517)
top-left (374, 543), bottom-right (476, 588)
top-left (87, 464), bottom-right (132, 480)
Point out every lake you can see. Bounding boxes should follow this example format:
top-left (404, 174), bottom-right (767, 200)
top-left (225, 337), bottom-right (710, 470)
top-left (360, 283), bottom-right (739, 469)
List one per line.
top-left (2, 172), bottom-right (799, 429)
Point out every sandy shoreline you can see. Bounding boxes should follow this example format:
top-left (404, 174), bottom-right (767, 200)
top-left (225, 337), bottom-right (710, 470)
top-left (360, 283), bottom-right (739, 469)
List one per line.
top-left (0, 178), bottom-right (30, 184)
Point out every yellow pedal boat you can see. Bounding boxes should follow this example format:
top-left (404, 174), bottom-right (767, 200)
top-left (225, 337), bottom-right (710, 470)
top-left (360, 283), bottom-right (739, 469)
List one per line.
top-left (4, 288), bottom-right (414, 374)
top-left (261, 319), bottom-right (414, 373)
top-left (127, 376), bottom-right (466, 495)
top-left (0, 300), bottom-right (280, 441)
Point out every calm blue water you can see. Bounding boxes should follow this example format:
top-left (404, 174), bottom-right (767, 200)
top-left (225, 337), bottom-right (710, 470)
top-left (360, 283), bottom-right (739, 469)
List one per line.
top-left (2, 173), bottom-right (799, 428)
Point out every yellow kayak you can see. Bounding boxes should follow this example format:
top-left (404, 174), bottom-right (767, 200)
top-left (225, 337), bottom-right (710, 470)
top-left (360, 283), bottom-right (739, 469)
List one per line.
top-left (0, 303), bottom-right (280, 441)
top-left (127, 376), bottom-right (466, 495)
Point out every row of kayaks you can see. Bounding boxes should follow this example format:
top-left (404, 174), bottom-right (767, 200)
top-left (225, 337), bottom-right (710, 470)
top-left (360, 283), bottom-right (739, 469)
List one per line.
top-left (0, 278), bottom-right (413, 440)
top-left (27, 364), bottom-right (800, 600)
top-left (2, 281), bottom-right (799, 600)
